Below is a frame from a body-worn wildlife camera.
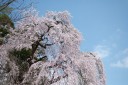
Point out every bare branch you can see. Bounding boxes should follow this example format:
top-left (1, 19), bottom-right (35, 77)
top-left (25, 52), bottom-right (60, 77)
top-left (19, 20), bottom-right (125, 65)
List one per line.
top-left (0, 0), bottom-right (16, 11)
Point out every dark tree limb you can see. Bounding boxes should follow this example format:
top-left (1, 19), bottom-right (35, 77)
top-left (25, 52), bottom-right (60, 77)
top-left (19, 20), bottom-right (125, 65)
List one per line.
top-left (28, 23), bottom-right (54, 66)
top-left (0, 0), bottom-right (16, 11)
top-left (49, 74), bottom-right (68, 84)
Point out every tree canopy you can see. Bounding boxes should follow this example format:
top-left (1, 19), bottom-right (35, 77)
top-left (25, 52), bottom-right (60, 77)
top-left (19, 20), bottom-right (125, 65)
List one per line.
top-left (0, 7), bottom-right (105, 85)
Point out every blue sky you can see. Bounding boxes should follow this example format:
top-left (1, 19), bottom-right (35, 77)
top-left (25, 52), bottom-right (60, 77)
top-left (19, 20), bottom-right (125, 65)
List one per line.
top-left (31, 0), bottom-right (128, 85)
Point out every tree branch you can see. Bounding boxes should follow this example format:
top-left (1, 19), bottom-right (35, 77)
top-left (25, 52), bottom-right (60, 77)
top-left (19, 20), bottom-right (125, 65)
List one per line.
top-left (0, 0), bottom-right (16, 11)
top-left (49, 74), bottom-right (68, 84)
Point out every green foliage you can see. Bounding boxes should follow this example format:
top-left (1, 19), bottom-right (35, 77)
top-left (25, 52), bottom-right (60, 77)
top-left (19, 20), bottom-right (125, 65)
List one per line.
top-left (18, 61), bottom-right (29, 82)
top-left (8, 48), bottom-right (32, 83)
top-left (0, 14), bottom-right (12, 45)
top-left (0, 37), bottom-right (3, 45)
top-left (8, 48), bottom-right (32, 71)
top-left (0, 27), bottom-right (9, 37)
top-left (0, 14), bottom-right (14, 28)
top-left (11, 48), bottom-right (32, 61)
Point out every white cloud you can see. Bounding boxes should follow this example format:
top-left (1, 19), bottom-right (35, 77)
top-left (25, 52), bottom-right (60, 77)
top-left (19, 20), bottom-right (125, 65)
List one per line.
top-left (111, 48), bottom-right (128, 68)
top-left (111, 57), bottom-right (128, 68)
top-left (93, 45), bottom-right (110, 58)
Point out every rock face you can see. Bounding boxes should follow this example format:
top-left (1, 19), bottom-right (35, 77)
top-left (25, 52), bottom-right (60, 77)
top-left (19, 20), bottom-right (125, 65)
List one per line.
top-left (0, 47), bottom-right (106, 85)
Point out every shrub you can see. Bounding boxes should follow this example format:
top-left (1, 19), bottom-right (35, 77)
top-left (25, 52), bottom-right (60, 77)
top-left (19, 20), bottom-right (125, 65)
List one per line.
top-left (8, 48), bottom-right (32, 83)
top-left (0, 27), bottom-right (9, 37)
top-left (9, 48), bottom-right (32, 61)
top-left (0, 14), bottom-right (14, 28)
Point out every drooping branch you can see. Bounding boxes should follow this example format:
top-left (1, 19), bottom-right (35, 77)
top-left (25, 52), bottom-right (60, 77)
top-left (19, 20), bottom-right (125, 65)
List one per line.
top-left (47, 59), bottom-right (68, 84)
top-left (49, 73), bottom-right (68, 84)
top-left (0, 0), bottom-right (16, 11)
